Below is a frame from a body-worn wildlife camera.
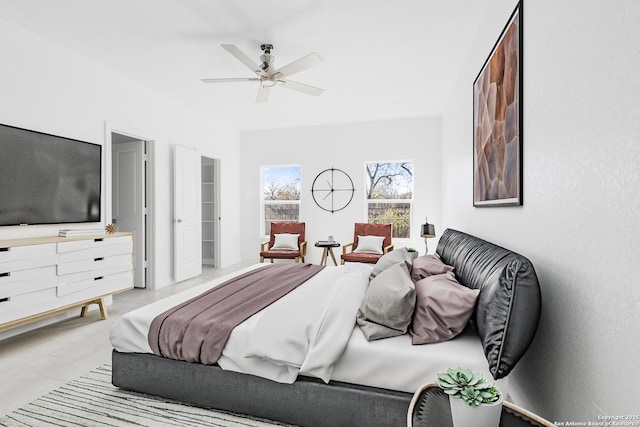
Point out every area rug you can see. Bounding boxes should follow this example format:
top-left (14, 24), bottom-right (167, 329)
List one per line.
top-left (0, 365), bottom-right (295, 427)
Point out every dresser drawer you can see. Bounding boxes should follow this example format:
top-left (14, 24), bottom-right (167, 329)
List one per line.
top-left (0, 243), bottom-right (58, 273)
top-left (57, 253), bottom-right (132, 276)
top-left (57, 270), bottom-right (132, 297)
top-left (57, 236), bottom-right (132, 264)
top-left (57, 236), bottom-right (131, 253)
top-left (58, 259), bottom-right (132, 288)
top-left (0, 287), bottom-right (57, 315)
top-left (0, 266), bottom-right (57, 299)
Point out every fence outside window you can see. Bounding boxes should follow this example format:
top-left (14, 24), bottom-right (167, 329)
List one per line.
top-left (367, 202), bottom-right (411, 238)
top-left (264, 202), bottom-right (300, 234)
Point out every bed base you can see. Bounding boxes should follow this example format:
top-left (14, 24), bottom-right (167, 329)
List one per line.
top-left (112, 350), bottom-right (412, 427)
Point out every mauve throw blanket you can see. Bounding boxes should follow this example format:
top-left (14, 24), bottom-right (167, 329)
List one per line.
top-left (148, 263), bottom-right (325, 365)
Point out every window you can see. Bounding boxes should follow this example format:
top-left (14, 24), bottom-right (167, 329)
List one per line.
top-left (262, 165), bottom-right (301, 235)
top-left (365, 161), bottom-right (413, 239)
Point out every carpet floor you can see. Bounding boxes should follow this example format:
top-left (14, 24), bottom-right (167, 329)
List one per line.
top-left (0, 365), bottom-right (296, 427)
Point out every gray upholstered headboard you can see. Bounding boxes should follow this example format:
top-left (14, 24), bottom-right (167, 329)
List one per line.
top-left (436, 228), bottom-right (541, 380)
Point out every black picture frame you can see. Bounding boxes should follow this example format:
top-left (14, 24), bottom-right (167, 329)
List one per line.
top-left (473, 2), bottom-right (523, 207)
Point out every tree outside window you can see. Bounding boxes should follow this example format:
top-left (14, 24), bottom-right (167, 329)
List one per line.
top-left (365, 161), bottom-right (413, 238)
top-left (262, 165), bottom-right (301, 235)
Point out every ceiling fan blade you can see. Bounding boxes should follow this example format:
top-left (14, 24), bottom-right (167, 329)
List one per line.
top-left (271, 52), bottom-right (322, 79)
top-left (201, 77), bottom-right (260, 83)
top-left (255, 84), bottom-right (271, 103)
top-left (277, 79), bottom-right (324, 97)
top-left (221, 44), bottom-right (267, 77)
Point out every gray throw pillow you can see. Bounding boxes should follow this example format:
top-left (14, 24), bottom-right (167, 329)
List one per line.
top-left (357, 262), bottom-right (415, 341)
top-left (411, 253), bottom-right (454, 283)
top-left (369, 247), bottom-right (414, 280)
top-left (410, 271), bottom-right (480, 344)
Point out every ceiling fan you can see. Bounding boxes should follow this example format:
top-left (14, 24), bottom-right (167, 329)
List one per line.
top-left (201, 43), bottom-right (324, 103)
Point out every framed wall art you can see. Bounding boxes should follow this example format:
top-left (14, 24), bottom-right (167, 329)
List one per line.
top-left (473, 2), bottom-right (523, 207)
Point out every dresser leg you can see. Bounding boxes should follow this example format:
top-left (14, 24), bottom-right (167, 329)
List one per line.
top-left (97, 297), bottom-right (108, 320)
top-left (80, 298), bottom-right (108, 320)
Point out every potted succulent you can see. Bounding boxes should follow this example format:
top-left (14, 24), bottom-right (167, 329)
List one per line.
top-left (406, 247), bottom-right (419, 260)
top-left (436, 368), bottom-right (503, 427)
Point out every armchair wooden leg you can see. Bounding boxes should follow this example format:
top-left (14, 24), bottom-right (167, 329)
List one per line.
top-left (260, 256), bottom-right (264, 263)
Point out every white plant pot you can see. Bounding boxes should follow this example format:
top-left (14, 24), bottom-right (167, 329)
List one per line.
top-left (449, 394), bottom-right (503, 427)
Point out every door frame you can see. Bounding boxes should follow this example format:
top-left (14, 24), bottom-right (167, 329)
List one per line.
top-left (105, 122), bottom-right (157, 289)
top-left (112, 139), bottom-right (146, 288)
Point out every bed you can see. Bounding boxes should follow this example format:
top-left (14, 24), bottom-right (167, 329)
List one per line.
top-left (111, 229), bottom-right (541, 427)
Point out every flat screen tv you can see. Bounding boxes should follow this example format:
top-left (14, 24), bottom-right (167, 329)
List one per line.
top-left (0, 123), bottom-right (101, 226)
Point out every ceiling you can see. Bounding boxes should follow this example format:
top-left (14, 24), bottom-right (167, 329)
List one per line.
top-left (0, 0), bottom-right (488, 130)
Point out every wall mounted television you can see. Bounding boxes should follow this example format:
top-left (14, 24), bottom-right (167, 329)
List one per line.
top-left (0, 123), bottom-right (102, 226)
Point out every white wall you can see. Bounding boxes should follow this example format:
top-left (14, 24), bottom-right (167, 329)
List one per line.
top-left (239, 117), bottom-right (442, 264)
top-left (442, 0), bottom-right (640, 421)
top-left (0, 19), bottom-right (242, 288)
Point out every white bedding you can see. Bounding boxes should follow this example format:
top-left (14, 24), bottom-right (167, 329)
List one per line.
top-left (110, 263), bottom-right (505, 394)
top-left (219, 262), bottom-right (370, 383)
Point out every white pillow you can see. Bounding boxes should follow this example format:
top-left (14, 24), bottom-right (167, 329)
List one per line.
top-left (271, 233), bottom-right (300, 250)
top-left (353, 235), bottom-right (385, 254)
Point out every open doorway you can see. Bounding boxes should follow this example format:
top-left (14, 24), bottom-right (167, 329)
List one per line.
top-left (110, 131), bottom-right (154, 288)
top-left (173, 149), bottom-right (221, 282)
top-left (201, 155), bottom-right (221, 270)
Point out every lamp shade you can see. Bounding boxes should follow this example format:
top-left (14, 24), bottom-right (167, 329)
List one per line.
top-left (421, 220), bottom-right (436, 237)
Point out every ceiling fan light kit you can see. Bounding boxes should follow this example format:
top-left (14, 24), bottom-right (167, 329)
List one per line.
top-left (201, 43), bottom-right (323, 103)
top-left (261, 79), bottom-right (276, 88)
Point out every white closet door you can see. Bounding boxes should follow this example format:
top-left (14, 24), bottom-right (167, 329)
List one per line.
top-left (173, 146), bottom-right (202, 282)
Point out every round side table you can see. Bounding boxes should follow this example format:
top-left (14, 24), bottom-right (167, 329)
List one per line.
top-left (315, 241), bottom-right (340, 266)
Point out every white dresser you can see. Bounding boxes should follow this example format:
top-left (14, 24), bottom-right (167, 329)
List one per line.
top-left (0, 233), bottom-right (133, 331)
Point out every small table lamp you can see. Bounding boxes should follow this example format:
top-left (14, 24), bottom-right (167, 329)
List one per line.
top-left (421, 218), bottom-right (436, 254)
